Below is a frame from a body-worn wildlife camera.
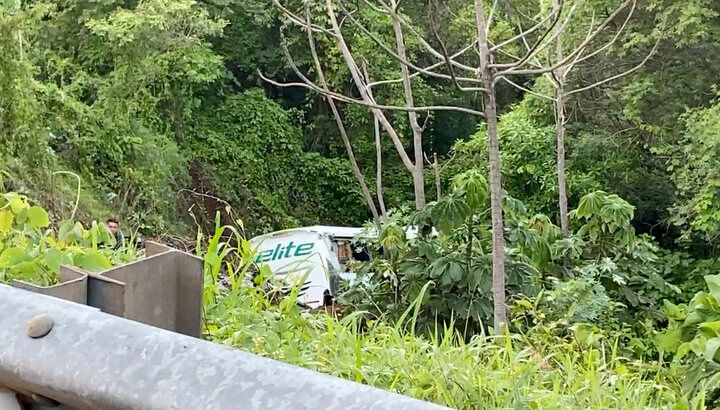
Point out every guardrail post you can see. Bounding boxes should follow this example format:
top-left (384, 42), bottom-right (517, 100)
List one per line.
top-left (10, 242), bottom-right (203, 337)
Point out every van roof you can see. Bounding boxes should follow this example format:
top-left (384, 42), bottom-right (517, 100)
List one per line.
top-left (250, 225), bottom-right (366, 242)
top-left (251, 224), bottom-right (432, 243)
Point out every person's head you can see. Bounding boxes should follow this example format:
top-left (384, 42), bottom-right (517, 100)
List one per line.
top-left (107, 218), bottom-right (119, 236)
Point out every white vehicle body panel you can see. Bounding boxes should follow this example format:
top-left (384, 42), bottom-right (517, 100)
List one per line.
top-left (250, 225), bottom-right (433, 308)
top-left (251, 229), bottom-right (342, 308)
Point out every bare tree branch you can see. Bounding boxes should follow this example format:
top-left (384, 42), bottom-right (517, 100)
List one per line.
top-left (360, 0), bottom-right (479, 73)
top-left (259, 70), bottom-right (485, 116)
top-left (338, 7), bottom-right (359, 29)
top-left (429, 0), bottom-right (486, 93)
top-left (566, 38), bottom-right (659, 96)
top-left (420, 112), bottom-right (433, 133)
top-left (270, 31), bottom-right (476, 117)
top-left (366, 41), bottom-right (479, 89)
top-left (566, 0), bottom-right (637, 72)
top-left (489, 2), bottom-right (561, 53)
top-left (374, 114), bottom-right (387, 217)
top-left (497, 0), bottom-right (634, 76)
top-left (272, 0), bottom-right (335, 36)
top-left (485, 0), bottom-right (499, 37)
top-left (492, 0), bottom-right (578, 70)
top-left (304, 5), bottom-right (381, 226)
top-left (322, 0), bottom-right (418, 174)
top-left (497, 76), bottom-right (557, 101)
top-left (389, 0), bottom-right (427, 208)
top-left (337, 1), bottom-right (485, 86)
top-left (490, 38), bottom-right (545, 69)
top-left (362, 64), bottom-right (388, 218)
top-left (560, 10), bottom-right (598, 76)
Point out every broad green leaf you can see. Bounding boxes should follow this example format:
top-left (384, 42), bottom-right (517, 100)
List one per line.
top-left (699, 321), bottom-right (720, 339)
top-left (685, 309), bottom-right (709, 327)
top-left (576, 191), bottom-right (606, 219)
top-left (655, 327), bottom-right (683, 352)
top-left (677, 342), bottom-right (693, 360)
top-left (4, 193), bottom-right (26, 214)
top-left (0, 247), bottom-right (32, 267)
top-left (452, 170), bottom-right (488, 211)
top-left (44, 249), bottom-right (73, 273)
top-left (705, 275), bottom-right (720, 303)
top-left (379, 223), bottom-right (406, 252)
top-left (25, 206), bottom-right (49, 228)
top-left (447, 261), bottom-right (464, 283)
top-left (432, 194), bottom-right (470, 234)
top-left (663, 300), bottom-right (686, 320)
top-left (58, 220), bottom-right (74, 241)
top-left (74, 251), bottom-right (111, 272)
top-left (704, 338), bottom-right (720, 362)
top-left (0, 210), bottom-right (13, 233)
top-left (59, 221), bottom-right (85, 243)
top-left (12, 261), bottom-right (40, 278)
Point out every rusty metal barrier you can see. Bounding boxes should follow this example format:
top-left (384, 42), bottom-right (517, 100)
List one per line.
top-left (10, 242), bottom-right (203, 337)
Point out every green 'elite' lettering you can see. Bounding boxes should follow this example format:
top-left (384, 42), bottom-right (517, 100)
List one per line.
top-left (272, 243), bottom-right (282, 260)
top-left (295, 243), bottom-right (314, 257)
top-left (259, 249), bottom-right (273, 262)
top-left (284, 241), bottom-right (296, 258)
top-left (254, 242), bottom-right (315, 263)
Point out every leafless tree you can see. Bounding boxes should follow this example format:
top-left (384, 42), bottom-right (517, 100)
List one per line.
top-left (302, 7), bottom-right (382, 229)
top-left (264, 0), bottom-right (484, 211)
top-left (265, 0), bottom-right (654, 332)
top-left (501, 0), bottom-right (658, 237)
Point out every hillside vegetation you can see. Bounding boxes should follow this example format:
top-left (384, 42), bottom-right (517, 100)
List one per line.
top-left (4, 0), bottom-right (720, 408)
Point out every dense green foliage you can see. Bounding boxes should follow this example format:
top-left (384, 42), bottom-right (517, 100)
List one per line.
top-left (0, 0), bottom-right (373, 235)
top-left (207, 284), bottom-right (698, 408)
top-left (665, 100), bottom-right (720, 247)
top-left (200, 224), bottom-right (698, 408)
top-left (4, 0), bottom-right (720, 407)
top-left (0, 190), bottom-right (139, 285)
top-left (3, 0), bottom-right (719, 241)
top-left (0, 189), bottom-right (713, 407)
top-left (185, 90), bottom-right (367, 233)
top-left (343, 182), bottom-right (680, 340)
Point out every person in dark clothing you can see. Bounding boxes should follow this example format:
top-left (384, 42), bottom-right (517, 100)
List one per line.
top-left (106, 218), bottom-right (123, 250)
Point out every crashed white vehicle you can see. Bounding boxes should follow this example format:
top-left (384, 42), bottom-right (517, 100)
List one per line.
top-left (249, 226), bottom-right (369, 308)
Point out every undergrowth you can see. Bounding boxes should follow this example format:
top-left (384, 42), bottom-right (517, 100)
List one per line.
top-left (201, 224), bottom-right (700, 409)
top-left (204, 282), bottom-right (698, 409)
top-left (0, 190), bottom-right (708, 409)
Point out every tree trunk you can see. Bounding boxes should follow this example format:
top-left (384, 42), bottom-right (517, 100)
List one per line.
top-left (554, 0), bottom-right (570, 238)
top-left (328, 98), bottom-right (381, 228)
top-left (325, 0), bottom-right (422, 208)
top-left (475, 0), bottom-right (507, 333)
top-left (434, 152), bottom-right (441, 201)
top-left (555, 87), bottom-right (569, 237)
top-left (375, 115), bottom-right (387, 217)
top-left (483, 83), bottom-right (507, 333)
top-left (391, 0), bottom-right (426, 210)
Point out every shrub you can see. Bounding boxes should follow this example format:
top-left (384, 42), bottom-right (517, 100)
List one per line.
top-left (0, 191), bottom-right (140, 285)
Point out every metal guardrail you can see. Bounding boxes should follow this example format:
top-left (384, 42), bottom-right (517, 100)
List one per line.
top-left (10, 242), bottom-right (203, 337)
top-left (0, 255), bottom-right (446, 409)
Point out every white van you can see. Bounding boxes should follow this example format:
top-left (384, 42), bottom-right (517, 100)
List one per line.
top-left (250, 225), bottom-right (368, 308)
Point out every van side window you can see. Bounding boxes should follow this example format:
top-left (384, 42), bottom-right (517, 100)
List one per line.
top-left (337, 241), bottom-right (352, 265)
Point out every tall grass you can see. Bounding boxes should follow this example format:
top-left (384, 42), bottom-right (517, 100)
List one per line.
top-left (201, 230), bottom-right (700, 409)
top-left (205, 285), bottom-right (700, 408)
